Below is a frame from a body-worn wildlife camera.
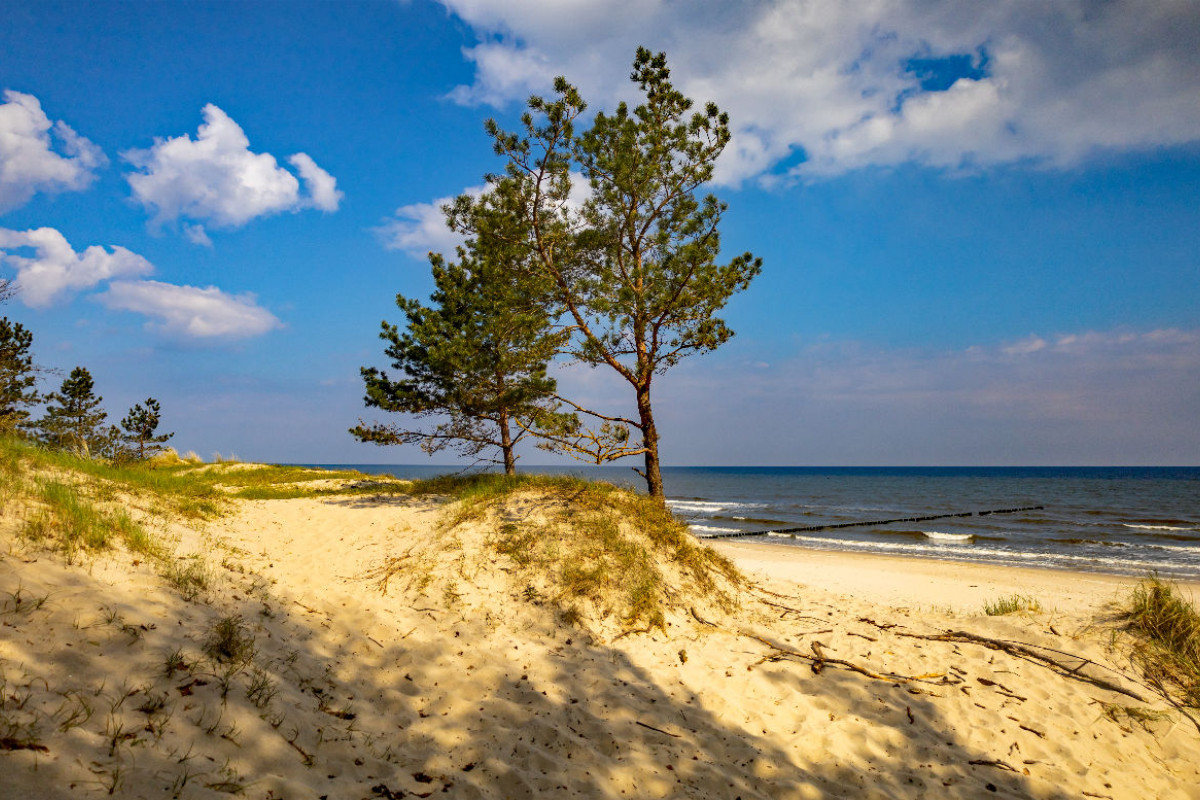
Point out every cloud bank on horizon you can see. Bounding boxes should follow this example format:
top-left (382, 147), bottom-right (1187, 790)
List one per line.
top-left (439, 0), bottom-right (1200, 184)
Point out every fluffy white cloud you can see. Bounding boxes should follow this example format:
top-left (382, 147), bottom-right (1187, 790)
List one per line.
top-left (0, 226), bottom-right (152, 307)
top-left (98, 280), bottom-right (281, 340)
top-left (374, 185), bottom-right (487, 258)
top-left (0, 90), bottom-right (106, 211)
top-left (439, 0), bottom-right (1200, 182)
top-left (123, 104), bottom-right (341, 239)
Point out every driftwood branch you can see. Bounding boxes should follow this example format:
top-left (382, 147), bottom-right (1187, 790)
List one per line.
top-left (741, 632), bottom-right (945, 684)
top-left (898, 630), bottom-right (1144, 702)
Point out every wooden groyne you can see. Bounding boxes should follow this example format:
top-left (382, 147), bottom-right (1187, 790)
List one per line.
top-left (697, 505), bottom-right (1045, 539)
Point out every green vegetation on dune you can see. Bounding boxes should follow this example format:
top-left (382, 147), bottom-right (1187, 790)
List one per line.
top-left (3, 436), bottom-right (741, 634)
top-left (408, 473), bottom-right (745, 633)
top-left (1123, 575), bottom-right (1200, 707)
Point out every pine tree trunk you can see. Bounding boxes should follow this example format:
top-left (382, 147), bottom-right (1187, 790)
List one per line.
top-left (499, 409), bottom-right (516, 476)
top-left (636, 385), bottom-right (664, 499)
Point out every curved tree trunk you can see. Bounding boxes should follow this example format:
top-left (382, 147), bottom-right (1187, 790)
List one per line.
top-left (636, 385), bottom-right (664, 498)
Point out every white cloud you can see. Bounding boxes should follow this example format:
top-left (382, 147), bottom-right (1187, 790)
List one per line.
top-left (377, 173), bottom-right (591, 259)
top-left (288, 152), bottom-right (343, 212)
top-left (123, 104), bottom-right (341, 238)
top-left (438, 0), bottom-right (1200, 183)
top-left (0, 226), bottom-right (152, 307)
top-left (0, 90), bottom-right (106, 211)
top-left (98, 280), bottom-right (281, 340)
top-left (375, 185), bottom-right (487, 258)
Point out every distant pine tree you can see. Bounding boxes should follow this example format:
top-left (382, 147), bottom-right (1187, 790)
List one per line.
top-left (120, 397), bottom-right (174, 460)
top-left (0, 317), bottom-right (39, 435)
top-left (38, 367), bottom-right (108, 457)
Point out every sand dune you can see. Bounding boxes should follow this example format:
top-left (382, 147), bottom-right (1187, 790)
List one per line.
top-left (2, 483), bottom-right (1198, 799)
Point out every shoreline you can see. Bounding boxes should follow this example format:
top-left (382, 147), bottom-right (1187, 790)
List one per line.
top-left (712, 538), bottom-right (1200, 615)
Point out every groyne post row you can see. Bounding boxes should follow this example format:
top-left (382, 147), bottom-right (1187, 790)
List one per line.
top-left (697, 506), bottom-right (1045, 539)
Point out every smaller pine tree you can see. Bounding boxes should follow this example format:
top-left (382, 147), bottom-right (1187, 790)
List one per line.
top-left (38, 366), bottom-right (108, 457)
top-left (120, 397), bottom-right (174, 460)
top-left (0, 317), bottom-right (39, 435)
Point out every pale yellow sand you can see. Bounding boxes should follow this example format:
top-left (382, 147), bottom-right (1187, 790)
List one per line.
top-left (712, 540), bottom-right (1200, 615)
top-left (2, 491), bottom-right (1198, 799)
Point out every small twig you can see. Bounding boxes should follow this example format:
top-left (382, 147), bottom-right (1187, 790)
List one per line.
top-left (968, 758), bottom-right (1021, 773)
top-left (635, 720), bottom-right (680, 738)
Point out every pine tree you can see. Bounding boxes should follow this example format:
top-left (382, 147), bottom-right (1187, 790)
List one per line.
top-left (455, 48), bottom-right (761, 497)
top-left (38, 367), bottom-right (108, 457)
top-left (0, 317), bottom-right (39, 435)
top-left (352, 212), bottom-right (568, 474)
top-left (120, 397), bottom-right (174, 460)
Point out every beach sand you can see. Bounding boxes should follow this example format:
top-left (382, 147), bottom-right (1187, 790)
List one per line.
top-left (2, 488), bottom-right (1198, 799)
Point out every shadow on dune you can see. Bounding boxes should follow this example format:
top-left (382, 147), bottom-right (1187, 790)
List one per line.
top-left (1, 504), bottom-right (1087, 800)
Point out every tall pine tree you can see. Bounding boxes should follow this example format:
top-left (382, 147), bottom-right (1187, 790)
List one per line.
top-left (455, 48), bottom-right (761, 497)
top-left (38, 367), bottom-right (107, 457)
top-left (0, 317), bottom-right (39, 435)
top-left (353, 201), bottom-right (568, 475)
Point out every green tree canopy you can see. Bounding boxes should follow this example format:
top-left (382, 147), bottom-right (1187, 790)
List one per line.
top-left (0, 317), bottom-right (39, 435)
top-left (454, 48), bottom-right (761, 497)
top-left (352, 211), bottom-right (568, 474)
top-left (120, 397), bottom-right (174, 460)
top-left (38, 366), bottom-right (108, 457)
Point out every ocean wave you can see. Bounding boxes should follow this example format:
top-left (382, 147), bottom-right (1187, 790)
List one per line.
top-left (767, 534), bottom-right (1200, 572)
top-left (1124, 523), bottom-right (1197, 532)
top-left (668, 499), bottom-right (765, 515)
top-left (922, 531), bottom-right (974, 543)
top-left (687, 524), bottom-right (740, 537)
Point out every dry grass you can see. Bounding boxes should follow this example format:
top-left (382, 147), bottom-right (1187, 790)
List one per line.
top-left (434, 474), bottom-right (744, 634)
top-left (984, 594), bottom-right (1042, 616)
top-left (1123, 575), bottom-right (1200, 707)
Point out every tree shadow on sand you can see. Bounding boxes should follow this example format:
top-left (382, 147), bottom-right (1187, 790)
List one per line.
top-left (0, 494), bottom-right (1152, 800)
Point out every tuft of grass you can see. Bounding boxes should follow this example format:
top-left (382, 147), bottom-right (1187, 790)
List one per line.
top-left (1123, 575), bottom-right (1200, 707)
top-left (203, 616), bottom-right (256, 668)
top-left (983, 594), bottom-right (1042, 616)
top-left (161, 555), bottom-right (209, 601)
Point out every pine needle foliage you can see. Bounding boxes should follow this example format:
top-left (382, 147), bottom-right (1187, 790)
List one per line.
top-left (0, 317), bottom-right (39, 435)
top-left (355, 202), bottom-right (568, 475)
top-left (36, 366), bottom-right (107, 457)
top-left (455, 48), bottom-right (762, 497)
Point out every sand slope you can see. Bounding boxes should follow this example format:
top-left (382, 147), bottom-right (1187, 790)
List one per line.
top-left (2, 490), bottom-right (1198, 799)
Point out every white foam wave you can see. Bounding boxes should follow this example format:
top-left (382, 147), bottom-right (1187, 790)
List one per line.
top-left (687, 524), bottom-right (739, 538)
top-left (923, 531), bottom-right (974, 543)
top-left (1124, 524), bottom-right (1197, 532)
top-left (772, 534), bottom-right (1200, 572)
top-left (668, 499), bottom-right (765, 515)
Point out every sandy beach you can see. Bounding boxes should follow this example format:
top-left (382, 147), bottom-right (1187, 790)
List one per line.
top-left (2, 474), bottom-right (1198, 799)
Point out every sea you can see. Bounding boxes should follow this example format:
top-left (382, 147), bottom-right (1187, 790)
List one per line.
top-left (313, 465), bottom-right (1200, 582)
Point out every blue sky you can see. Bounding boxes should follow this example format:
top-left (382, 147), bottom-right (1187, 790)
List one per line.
top-left (1, 0), bottom-right (1198, 466)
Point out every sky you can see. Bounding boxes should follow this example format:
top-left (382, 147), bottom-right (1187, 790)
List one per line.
top-left (1, 0), bottom-right (1198, 467)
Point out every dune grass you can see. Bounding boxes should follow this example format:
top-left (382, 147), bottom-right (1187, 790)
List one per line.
top-left (426, 473), bottom-right (743, 633)
top-left (22, 477), bottom-right (161, 562)
top-left (1123, 575), bottom-right (1200, 707)
top-left (983, 594), bottom-right (1042, 616)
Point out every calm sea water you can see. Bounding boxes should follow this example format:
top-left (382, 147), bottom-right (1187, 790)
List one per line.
top-left (312, 464), bottom-right (1200, 581)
